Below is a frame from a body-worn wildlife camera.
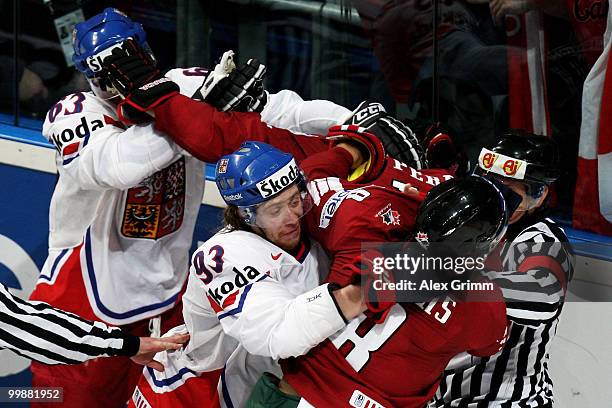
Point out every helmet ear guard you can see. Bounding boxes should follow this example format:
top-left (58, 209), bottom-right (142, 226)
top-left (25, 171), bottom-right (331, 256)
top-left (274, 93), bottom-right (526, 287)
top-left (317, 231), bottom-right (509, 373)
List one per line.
top-left (239, 207), bottom-right (256, 226)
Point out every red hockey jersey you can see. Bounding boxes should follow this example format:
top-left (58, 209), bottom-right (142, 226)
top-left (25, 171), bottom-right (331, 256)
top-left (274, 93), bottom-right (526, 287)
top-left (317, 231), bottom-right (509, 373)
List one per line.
top-left (281, 147), bottom-right (508, 408)
top-left (302, 147), bottom-right (453, 282)
top-left (152, 98), bottom-right (507, 406)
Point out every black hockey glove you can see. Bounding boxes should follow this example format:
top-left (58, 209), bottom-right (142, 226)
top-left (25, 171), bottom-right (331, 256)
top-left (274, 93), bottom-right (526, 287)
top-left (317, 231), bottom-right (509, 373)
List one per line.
top-left (202, 53), bottom-right (268, 113)
top-left (345, 101), bottom-right (427, 170)
top-left (102, 40), bottom-right (179, 122)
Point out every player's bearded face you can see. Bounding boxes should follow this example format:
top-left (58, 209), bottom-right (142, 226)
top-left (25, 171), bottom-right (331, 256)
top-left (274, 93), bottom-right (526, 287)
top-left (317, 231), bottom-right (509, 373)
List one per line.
top-left (255, 185), bottom-right (304, 250)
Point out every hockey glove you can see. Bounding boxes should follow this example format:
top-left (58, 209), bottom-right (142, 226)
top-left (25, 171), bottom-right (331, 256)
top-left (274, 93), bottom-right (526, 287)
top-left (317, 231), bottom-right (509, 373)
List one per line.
top-left (345, 101), bottom-right (427, 171)
top-left (200, 50), bottom-right (268, 113)
top-left (325, 124), bottom-right (386, 183)
top-left (420, 122), bottom-right (470, 176)
top-left (102, 40), bottom-right (179, 122)
top-left (346, 250), bottom-right (396, 323)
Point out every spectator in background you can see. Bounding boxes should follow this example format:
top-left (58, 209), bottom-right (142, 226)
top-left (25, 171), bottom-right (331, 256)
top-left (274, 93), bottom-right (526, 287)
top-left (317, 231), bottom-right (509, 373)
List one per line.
top-left (350, 0), bottom-right (517, 162)
top-left (463, 0), bottom-right (611, 233)
top-left (0, 39), bottom-right (88, 120)
top-left (0, 53), bottom-right (47, 113)
top-left (0, 0), bottom-right (91, 120)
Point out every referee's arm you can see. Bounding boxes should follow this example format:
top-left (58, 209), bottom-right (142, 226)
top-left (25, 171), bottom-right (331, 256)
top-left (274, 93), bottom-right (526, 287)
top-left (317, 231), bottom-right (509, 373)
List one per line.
top-left (0, 283), bottom-right (187, 368)
top-left (486, 223), bottom-right (574, 326)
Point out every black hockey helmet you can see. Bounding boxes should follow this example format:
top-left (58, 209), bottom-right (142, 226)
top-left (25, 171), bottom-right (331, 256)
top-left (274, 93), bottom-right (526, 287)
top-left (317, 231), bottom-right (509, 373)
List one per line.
top-left (476, 129), bottom-right (560, 198)
top-left (413, 176), bottom-right (509, 257)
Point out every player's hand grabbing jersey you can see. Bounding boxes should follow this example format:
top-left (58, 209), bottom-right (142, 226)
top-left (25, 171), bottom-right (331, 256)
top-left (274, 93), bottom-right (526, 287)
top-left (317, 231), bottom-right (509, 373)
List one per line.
top-left (278, 147), bottom-right (508, 407)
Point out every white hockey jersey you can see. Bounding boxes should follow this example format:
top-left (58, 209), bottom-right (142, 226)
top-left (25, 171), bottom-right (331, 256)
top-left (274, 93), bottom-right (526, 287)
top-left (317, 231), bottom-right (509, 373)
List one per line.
top-left (144, 228), bottom-right (345, 408)
top-left (37, 67), bottom-right (350, 325)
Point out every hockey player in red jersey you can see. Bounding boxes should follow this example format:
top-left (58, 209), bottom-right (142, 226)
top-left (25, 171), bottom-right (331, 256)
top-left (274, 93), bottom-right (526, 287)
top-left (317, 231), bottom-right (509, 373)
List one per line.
top-left (299, 123), bottom-right (452, 278)
top-left (252, 133), bottom-right (510, 407)
top-left (100, 41), bottom-right (510, 406)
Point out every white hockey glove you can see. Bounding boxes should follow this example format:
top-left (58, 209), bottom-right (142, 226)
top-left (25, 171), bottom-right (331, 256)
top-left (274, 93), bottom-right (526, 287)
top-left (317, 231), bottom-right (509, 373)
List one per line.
top-left (200, 50), bottom-right (268, 113)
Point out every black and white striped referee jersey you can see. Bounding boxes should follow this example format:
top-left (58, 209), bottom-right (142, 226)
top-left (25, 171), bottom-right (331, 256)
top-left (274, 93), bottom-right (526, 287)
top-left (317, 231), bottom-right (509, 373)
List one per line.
top-left (431, 217), bottom-right (574, 408)
top-left (0, 283), bottom-right (139, 364)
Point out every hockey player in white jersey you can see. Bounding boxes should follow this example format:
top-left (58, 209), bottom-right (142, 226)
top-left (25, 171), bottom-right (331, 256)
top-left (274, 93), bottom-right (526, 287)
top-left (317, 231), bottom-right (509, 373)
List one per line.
top-left (29, 10), bottom-right (197, 406)
top-left (29, 8), bottom-right (352, 407)
top-left (130, 141), bottom-right (368, 408)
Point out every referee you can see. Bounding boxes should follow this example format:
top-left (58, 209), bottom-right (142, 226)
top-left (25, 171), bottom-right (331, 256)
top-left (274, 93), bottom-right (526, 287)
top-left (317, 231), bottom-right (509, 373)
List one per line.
top-left (0, 283), bottom-right (188, 371)
top-left (431, 132), bottom-right (573, 407)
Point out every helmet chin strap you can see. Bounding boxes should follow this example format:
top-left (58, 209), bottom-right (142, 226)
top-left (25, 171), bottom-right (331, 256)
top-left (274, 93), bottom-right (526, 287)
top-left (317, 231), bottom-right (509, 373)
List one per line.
top-left (88, 77), bottom-right (120, 100)
top-left (239, 207), bottom-right (256, 226)
top-left (96, 92), bottom-right (121, 102)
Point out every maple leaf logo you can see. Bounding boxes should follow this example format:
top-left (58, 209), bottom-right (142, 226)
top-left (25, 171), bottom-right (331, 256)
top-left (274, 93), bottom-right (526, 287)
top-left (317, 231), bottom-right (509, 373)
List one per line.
top-left (378, 207), bottom-right (400, 226)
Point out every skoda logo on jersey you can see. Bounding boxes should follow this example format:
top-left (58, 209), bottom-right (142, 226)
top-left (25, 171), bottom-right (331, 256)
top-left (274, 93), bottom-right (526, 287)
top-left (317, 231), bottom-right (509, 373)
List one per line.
top-left (207, 265), bottom-right (262, 307)
top-left (256, 159), bottom-right (300, 199)
top-left (50, 116), bottom-right (106, 151)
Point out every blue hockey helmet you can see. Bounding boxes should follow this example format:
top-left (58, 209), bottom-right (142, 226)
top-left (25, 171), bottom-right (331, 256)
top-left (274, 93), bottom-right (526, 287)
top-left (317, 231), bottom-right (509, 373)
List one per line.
top-left (72, 8), bottom-right (151, 78)
top-left (216, 141), bottom-right (309, 227)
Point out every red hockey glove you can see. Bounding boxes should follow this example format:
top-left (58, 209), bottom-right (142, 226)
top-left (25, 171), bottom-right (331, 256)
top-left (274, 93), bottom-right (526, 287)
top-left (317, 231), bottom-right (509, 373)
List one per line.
top-left (325, 124), bottom-right (386, 183)
top-left (420, 122), bottom-right (470, 176)
top-left (345, 249), bottom-right (396, 323)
